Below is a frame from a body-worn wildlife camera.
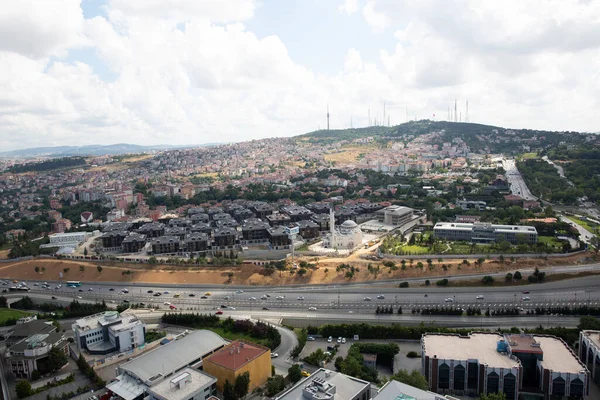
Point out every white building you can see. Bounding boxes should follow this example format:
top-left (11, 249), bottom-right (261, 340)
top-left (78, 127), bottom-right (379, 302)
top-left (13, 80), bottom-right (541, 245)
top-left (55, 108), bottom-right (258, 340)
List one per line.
top-left (433, 222), bottom-right (538, 244)
top-left (147, 368), bottom-right (217, 400)
top-left (322, 207), bottom-right (363, 251)
top-left (72, 311), bottom-right (145, 355)
top-left (376, 205), bottom-right (414, 226)
top-left (274, 368), bottom-right (371, 400)
top-left (49, 232), bottom-right (89, 244)
top-left (579, 330), bottom-right (600, 385)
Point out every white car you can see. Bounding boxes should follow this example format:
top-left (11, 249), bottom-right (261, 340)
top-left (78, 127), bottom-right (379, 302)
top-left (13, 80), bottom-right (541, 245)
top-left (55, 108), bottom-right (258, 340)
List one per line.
top-left (223, 296), bottom-right (231, 300)
top-left (444, 298), bottom-right (454, 303)
top-left (337, 337), bottom-right (342, 343)
top-left (88, 288), bottom-right (94, 291)
top-left (261, 295), bottom-right (268, 300)
top-left (236, 290), bottom-right (244, 294)
top-left (522, 297), bottom-right (531, 301)
top-left (228, 306), bottom-right (236, 310)
top-left (297, 296), bottom-right (305, 300)
top-left (249, 296), bottom-right (257, 301)
top-left (163, 302), bottom-right (171, 305)
top-left (33, 283), bottom-right (39, 286)
top-left (476, 295), bottom-right (484, 300)
top-left (308, 307), bottom-right (317, 311)
top-left (276, 296), bottom-right (284, 300)
top-left (77, 296), bottom-right (82, 299)
top-left (342, 338), bottom-right (346, 344)
top-left (307, 336), bottom-right (316, 341)
top-left (327, 336), bottom-right (332, 343)
top-left (271, 353), bottom-right (279, 358)
top-left (377, 295), bottom-right (385, 299)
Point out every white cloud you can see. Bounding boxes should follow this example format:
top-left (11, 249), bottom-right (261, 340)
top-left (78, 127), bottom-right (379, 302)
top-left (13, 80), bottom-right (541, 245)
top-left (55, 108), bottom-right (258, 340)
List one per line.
top-left (339, 0), bottom-right (359, 15)
top-left (0, 0), bottom-right (600, 151)
top-left (0, 0), bottom-right (86, 58)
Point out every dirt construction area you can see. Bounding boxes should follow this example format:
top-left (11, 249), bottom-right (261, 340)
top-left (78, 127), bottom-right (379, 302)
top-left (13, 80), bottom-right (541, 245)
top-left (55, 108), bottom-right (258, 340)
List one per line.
top-left (0, 252), bottom-right (595, 286)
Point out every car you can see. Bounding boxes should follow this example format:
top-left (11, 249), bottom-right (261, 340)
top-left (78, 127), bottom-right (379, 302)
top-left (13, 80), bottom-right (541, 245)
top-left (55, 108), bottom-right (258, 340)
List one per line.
top-left (348, 310), bottom-right (353, 313)
top-left (301, 370), bottom-right (310, 377)
top-left (265, 294), bottom-right (271, 298)
top-left (123, 299), bottom-right (130, 303)
top-left (173, 294), bottom-right (180, 298)
top-left (261, 295), bottom-right (268, 300)
top-left (342, 338), bottom-right (346, 344)
top-left (308, 307), bottom-right (317, 311)
top-left (424, 294), bottom-right (428, 297)
top-left (476, 295), bottom-right (484, 300)
top-left (522, 297), bottom-right (531, 301)
top-left (109, 300), bottom-right (115, 304)
top-left (77, 296), bottom-right (82, 299)
top-left (228, 306), bottom-right (236, 310)
top-left (249, 296), bottom-right (257, 301)
top-left (163, 291), bottom-right (169, 294)
top-left (163, 302), bottom-right (171, 305)
top-left (337, 337), bottom-right (342, 343)
top-left (109, 288), bottom-right (115, 291)
top-left (153, 292), bottom-right (161, 297)
top-left (307, 336), bottom-right (316, 341)
top-left (223, 296), bottom-right (231, 300)
top-left (221, 304), bottom-right (228, 309)
top-left (324, 351), bottom-right (332, 356)
top-left (363, 297), bottom-right (372, 301)
top-left (147, 290), bottom-right (154, 293)
top-left (522, 291), bottom-right (530, 294)
top-left (445, 298), bottom-right (454, 303)
top-left (276, 296), bottom-right (284, 300)
top-left (33, 283), bottom-right (39, 286)
top-left (327, 336), bottom-right (332, 343)
top-left (377, 295), bottom-right (385, 299)
top-left (262, 307), bottom-right (269, 310)
top-left (189, 293), bottom-right (195, 297)
top-left (271, 353), bottom-right (279, 358)
top-left (78, 289), bottom-right (84, 292)
top-left (51, 296), bottom-right (57, 300)
top-left (297, 296), bottom-right (305, 300)
top-left (169, 305), bottom-right (177, 310)
top-left (216, 310), bottom-right (223, 315)
top-left (88, 288), bottom-right (93, 291)
top-left (200, 295), bottom-right (208, 299)
top-left (235, 290), bottom-right (244, 294)
top-left (122, 289), bottom-right (129, 293)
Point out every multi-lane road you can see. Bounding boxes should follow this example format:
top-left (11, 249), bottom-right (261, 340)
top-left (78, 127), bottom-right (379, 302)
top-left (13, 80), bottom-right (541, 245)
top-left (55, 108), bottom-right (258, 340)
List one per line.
top-left (5, 274), bottom-right (600, 326)
top-left (502, 158), bottom-right (537, 201)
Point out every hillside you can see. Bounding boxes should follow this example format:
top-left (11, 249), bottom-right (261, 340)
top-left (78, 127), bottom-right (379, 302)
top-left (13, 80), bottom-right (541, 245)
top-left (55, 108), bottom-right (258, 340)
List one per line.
top-left (297, 120), bottom-right (593, 155)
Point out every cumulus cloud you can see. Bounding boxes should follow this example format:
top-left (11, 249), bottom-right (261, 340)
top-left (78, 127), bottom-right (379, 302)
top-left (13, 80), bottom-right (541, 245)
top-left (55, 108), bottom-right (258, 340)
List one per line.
top-left (0, 0), bottom-right (599, 151)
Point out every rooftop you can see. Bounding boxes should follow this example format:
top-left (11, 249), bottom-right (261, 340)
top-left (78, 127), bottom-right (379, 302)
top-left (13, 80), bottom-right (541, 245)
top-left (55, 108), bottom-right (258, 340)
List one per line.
top-left (120, 330), bottom-right (226, 383)
top-left (581, 330), bottom-right (600, 350)
top-left (274, 368), bottom-right (370, 400)
top-left (204, 340), bottom-right (268, 371)
top-left (422, 333), bottom-right (520, 369)
top-left (73, 311), bottom-right (122, 332)
top-left (534, 336), bottom-right (586, 374)
top-left (376, 380), bottom-right (439, 400)
top-left (9, 320), bottom-right (55, 338)
top-left (148, 368), bottom-right (216, 400)
top-left (505, 334), bottom-right (543, 355)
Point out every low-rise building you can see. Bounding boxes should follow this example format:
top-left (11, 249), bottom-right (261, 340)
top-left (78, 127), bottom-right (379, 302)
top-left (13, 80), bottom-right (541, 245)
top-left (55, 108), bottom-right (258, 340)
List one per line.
top-left (184, 232), bottom-right (211, 255)
top-left (151, 236), bottom-right (180, 255)
top-left (433, 222), bottom-right (538, 244)
top-left (122, 233), bottom-right (147, 253)
top-left (274, 368), bottom-right (371, 400)
top-left (72, 311), bottom-right (145, 355)
top-left (580, 330), bottom-right (600, 384)
top-left (376, 380), bottom-right (450, 400)
top-left (376, 205), bottom-right (414, 226)
top-left (203, 340), bottom-right (271, 392)
top-left (147, 368), bottom-right (217, 400)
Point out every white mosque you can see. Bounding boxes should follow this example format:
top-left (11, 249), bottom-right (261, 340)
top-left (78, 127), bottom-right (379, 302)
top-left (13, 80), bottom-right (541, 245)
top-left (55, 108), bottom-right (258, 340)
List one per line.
top-left (322, 206), bottom-right (363, 251)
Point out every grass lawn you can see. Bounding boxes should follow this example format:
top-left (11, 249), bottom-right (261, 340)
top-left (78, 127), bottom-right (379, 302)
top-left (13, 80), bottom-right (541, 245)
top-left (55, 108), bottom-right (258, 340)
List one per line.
top-left (206, 327), bottom-right (270, 348)
top-left (537, 236), bottom-right (563, 246)
top-left (520, 152), bottom-right (538, 160)
top-left (0, 308), bottom-right (28, 325)
top-left (397, 245), bottom-right (431, 254)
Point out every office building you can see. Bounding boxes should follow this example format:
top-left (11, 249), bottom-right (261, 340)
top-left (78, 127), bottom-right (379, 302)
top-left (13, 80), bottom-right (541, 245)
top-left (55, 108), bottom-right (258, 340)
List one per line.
top-left (274, 368), bottom-right (371, 400)
top-left (72, 311), bottom-right (145, 355)
top-left (203, 340), bottom-right (271, 392)
top-left (376, 205), bottom-right (414, 226)
top-left (107, 330), bottom-right (226, 400)
top-left (147, 368), bottom-right (217, 400)
top-left (580, 330), bottom-right (600, 384)
top-left (433, 222), bottom-right (538, 244)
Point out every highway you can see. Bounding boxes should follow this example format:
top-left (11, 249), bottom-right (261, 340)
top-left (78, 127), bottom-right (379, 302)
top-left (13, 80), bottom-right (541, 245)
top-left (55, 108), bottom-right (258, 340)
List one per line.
top-left (5, 274), bottom-right (600, 319)
top-left (560, 215), bottom-right (596, 245)
top-left (502, 158), bottom-right (537, 200)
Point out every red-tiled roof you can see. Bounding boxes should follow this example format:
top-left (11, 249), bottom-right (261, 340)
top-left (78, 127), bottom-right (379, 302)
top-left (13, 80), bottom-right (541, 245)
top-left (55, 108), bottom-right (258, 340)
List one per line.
top-left (204, 341), bottom-right (268, 371)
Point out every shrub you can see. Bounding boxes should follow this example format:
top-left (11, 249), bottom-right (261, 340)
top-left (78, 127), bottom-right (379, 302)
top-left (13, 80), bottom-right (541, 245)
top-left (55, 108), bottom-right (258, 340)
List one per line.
top-left (481, 276), bottom-right (494, 285)
top-left (399, 282), bottom-right (409, 288)
top-left (406, 351), bottom-right (421, 358)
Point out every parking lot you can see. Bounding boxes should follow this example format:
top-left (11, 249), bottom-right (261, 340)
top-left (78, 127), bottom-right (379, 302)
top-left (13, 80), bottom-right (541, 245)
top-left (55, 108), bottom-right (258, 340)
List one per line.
top-left (299, 337), bottom-right (422, 377)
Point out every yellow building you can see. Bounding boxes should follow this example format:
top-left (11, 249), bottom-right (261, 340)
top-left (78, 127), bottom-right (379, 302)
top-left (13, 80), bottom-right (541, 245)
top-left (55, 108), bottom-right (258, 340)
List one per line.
top-left (203, 340), bottom-right (271, 392)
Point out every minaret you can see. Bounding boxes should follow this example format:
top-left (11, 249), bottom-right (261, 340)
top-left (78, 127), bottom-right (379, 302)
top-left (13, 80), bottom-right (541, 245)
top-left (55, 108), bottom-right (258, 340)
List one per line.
top-left (329, 203), bottom-right (335, 243)
top-left (454, 99), bottom-right (457, 123)
top-left (327, 104), bottom-right (330, 130)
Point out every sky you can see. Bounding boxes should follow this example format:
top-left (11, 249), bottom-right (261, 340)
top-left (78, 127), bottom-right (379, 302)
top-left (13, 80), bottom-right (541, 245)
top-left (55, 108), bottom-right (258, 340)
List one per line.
top-left (1, 0), bottom-right (599, 151)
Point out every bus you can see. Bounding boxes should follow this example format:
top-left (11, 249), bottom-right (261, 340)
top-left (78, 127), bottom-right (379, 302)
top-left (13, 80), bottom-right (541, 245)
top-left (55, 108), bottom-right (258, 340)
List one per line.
top-left (67, 281), bottom-right (82, 287)
top-left (9, 286), bottom-right (30, 292)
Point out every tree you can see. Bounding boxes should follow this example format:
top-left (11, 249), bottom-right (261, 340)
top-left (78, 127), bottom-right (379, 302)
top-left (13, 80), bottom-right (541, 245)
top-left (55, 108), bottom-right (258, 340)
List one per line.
top-left (266, 375), bottom-right (285, 396)
top-left (499, 254), bottom-right (505, 264)
top-left (42, 267), bottom-right (46, 273)
top-left (79, 265), bottom-right (85, 272)
top-left (513, 271), bottom-right (522, 280)
top-left (84, 247), bottom-right (88, 256)
top-left (481, 275), bottom-right (494, 285)
top-left (46, 346), bottom-right (68, 372)
top-left (63, 267), bottom-right (70, 274)
top-left (0, 296), bottom-right (6, 308)
top-left (97, 265), bottom-right (103, 273)
top-left (505, 272), bottom-right (513, 281)
top-left (16, 380), bottom-right (32, 399)
top-left (390, 369), bottom-right (428, 391)
top-left (223, 379), bottom-right (237, 400)
top-left (148, 256), bottom-right (158, 265)
top-left (297, 268), bottom-right (307, 276)
top-left (34, 266), bottom-right (40, 273)
top-left (234, 371), bottom-right (250, 399)
top-left (479, 393), bottom-right (507, 400)
top-left (288, 364), bottom-right (303, 383)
